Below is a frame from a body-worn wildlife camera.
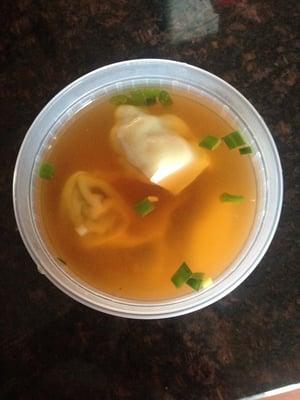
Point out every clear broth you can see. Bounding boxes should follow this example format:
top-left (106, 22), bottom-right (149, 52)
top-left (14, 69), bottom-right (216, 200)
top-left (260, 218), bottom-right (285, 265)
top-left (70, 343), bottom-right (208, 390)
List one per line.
top-left (39, 91), bottom-right (256, 300)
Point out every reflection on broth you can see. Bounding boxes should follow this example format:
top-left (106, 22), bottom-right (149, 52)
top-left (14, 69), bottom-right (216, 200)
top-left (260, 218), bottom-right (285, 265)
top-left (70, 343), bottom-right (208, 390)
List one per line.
top-left (39, 89), bottom-right (256, 300)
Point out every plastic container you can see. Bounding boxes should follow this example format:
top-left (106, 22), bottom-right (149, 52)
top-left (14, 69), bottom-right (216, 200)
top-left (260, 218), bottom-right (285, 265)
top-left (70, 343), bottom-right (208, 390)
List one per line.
top-left (13, 59), bottom-right (283, 319)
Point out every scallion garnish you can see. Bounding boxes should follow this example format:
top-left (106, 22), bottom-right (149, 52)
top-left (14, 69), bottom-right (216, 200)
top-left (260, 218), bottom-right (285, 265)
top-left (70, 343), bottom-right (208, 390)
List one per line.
top-left (171, 263), bottom-right (213, 292)
top-left (128, 89), bottom-right (147, 106)
top-left (142, 88), bottom-right (161, 97)
top-left (171, 262), bottom-right (192, 288)
top-left (187, 272), bottom-right (204, 291)
top-left (202, 277), bottom-right (213, 289)
top-left (220, 192), bottom-right (245, 203)
top-left (109, 88), bottom-right (173, 107)
top-left (239, 146), bottom-right (253, 155)
top-left (223, 131), bottom-right (246, 149)
top-left (143, 88), bottom-right (161, 105)
top-left (158, 90), bottom-right (173, 106)
top-left (109, 95), bottom-right (129, 106)
top-left (199, 135), bottom-right (221, 150)
top-left (145, 96), bottom-right (157, 106)
top-left (57, 257), bottom-right (66, 265)
top-left (134, 197), bottom-right (155, 217)
top-left (39, 163), bottom-right (55, 180)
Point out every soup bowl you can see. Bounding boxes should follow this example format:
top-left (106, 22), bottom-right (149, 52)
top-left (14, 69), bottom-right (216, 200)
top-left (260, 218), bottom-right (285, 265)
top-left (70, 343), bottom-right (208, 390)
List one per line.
top-left (13, 59), bottom-right (283, 319)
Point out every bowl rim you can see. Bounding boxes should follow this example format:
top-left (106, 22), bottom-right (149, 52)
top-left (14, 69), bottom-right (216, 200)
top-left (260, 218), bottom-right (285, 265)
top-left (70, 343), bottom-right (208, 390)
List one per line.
top-left (13, 59), bottom-right (283, 319)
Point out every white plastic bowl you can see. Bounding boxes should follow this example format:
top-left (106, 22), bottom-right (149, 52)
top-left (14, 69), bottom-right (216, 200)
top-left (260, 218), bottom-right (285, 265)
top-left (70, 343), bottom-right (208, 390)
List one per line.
top-left (13, 59), bottom-right (283, 319)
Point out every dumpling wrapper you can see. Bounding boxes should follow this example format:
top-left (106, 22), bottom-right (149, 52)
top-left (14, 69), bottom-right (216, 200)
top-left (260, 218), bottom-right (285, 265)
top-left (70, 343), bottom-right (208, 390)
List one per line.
top-left (61, 171), bottom-right (176, 248)
top-left (61, 171), bottom-right (129, 247)
top-left (110, 106), bottom-right (209, 195)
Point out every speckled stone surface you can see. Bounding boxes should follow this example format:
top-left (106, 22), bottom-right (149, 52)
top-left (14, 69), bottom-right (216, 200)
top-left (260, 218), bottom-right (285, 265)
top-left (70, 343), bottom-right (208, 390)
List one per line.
top-left (1, 1), bottom-right (299, 399)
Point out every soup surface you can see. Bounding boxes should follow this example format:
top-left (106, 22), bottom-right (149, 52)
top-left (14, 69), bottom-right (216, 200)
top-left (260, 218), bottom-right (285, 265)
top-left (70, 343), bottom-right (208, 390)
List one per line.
top-left (39, 89), bottom-right (256, 300)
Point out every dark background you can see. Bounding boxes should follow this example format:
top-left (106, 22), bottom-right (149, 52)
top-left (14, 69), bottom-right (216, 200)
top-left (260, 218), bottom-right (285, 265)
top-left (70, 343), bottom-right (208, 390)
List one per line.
top-left (1, 1), bottom-right (299, 399)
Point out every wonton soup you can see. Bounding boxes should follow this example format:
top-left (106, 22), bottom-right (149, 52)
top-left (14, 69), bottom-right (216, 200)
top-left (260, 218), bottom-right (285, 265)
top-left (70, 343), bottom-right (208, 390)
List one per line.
top-left (38, 88), bottom-right (256, 300)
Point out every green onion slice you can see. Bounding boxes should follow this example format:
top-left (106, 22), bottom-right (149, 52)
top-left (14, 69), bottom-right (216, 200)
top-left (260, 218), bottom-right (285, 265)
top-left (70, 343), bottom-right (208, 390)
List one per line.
top-left (128, 89), bottom-right (147, 106)
top-left (239, 146), bottom-right (253, 155)
top-left (158, 90), bottom-right (173, 106)
top-left (223, 131), bottom-right (246, 149)
top-left (187, 272), bottom-right (204, 291)
top-left (145, 96), bottom-right (157, 106)
top-left (142, 88), bottom-right (161, 97)
top-left (143, 88), bottom-right (161, 105)
top-left (202, 277), bottom-right (213, 289)
top-left (171, 263), bottom-right (213, 291)
top-left (171, 262), bottom-right (192, 288)
top-left (109, 88), bottom-right (173, 107)
top-left (220, 192), bottom-right (245, 203)
top-left (199, 135), bottom-right (221, 150)
top-left (39, 163), bottom-right (55, 180)
top-left (109, 95), bottom-right (129, 105)
top-left (134, 197), bottom-right (155, 217)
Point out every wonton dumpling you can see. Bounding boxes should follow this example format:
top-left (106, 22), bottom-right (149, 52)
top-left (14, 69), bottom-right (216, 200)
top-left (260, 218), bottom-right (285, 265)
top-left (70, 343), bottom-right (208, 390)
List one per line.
top-left (111, 106), bottom-right (209, 194)
top-left (61, 171), bottom-right (174, 248)
top-left (61, 171), bottom-right (129, 246)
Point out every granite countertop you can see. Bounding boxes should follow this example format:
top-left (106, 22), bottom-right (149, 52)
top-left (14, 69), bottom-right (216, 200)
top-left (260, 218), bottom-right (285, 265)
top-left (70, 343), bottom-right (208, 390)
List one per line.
top-left (1, 1), bottom-right (299, 399)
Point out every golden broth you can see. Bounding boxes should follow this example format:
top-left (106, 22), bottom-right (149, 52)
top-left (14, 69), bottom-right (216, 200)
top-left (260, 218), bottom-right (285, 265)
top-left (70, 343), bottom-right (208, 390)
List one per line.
top-left (39, 91), bottom-right (256, 300)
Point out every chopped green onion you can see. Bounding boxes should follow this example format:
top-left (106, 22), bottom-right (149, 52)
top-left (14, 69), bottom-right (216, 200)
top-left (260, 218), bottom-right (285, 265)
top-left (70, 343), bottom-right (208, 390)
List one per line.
top-left (39, 163), bottom-right (55, 180)
top-left (134, 197), bottom-right (155, 217)
top-left (171, 263), bottom-right (213, 292)
top-left (142, 88), bottom-right (161, 97)
top-left (220, 192), bottom-right (245, 203)
top-left (239, 146), bottom-right (253, 155)
top-left (202, 277), bottom-right (213, 289)
top-left (187, 272), bottom-right (204, 291)
top-left (199, 135), bottom-right (221, 150)
top-left (191, 272), bottom-right (204, 280)
top-left (158, 90), bottom-right (173, 106)
top-left (128, 89), bottom-right (147, 106)
top-left (223, 131), bottom-right (246, 149)
top-left (57, 257), bottom-right (66, 265)
top-left (145, 96), bottom-right (157, 106)
top-left (109, 95), bottom-right (129, 105)
top-left (171, 262), bottom-right (192, 288)
top-left (109, 88), bottom-right (173, 107)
